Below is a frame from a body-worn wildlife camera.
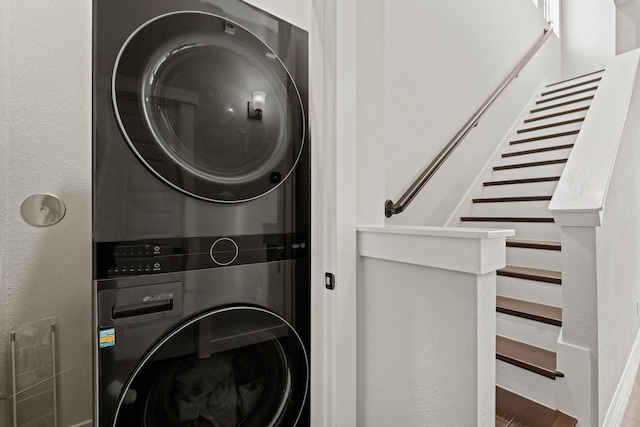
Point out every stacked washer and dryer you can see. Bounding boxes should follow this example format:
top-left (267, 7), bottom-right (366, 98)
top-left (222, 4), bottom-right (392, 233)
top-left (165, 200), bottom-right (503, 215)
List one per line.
top-left (92, 1), bottom-right (310, 426)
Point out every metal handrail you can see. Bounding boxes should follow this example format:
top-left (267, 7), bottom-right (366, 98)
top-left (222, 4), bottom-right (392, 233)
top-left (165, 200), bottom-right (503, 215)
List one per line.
top-left (385, 28), bottom-right (554, 217)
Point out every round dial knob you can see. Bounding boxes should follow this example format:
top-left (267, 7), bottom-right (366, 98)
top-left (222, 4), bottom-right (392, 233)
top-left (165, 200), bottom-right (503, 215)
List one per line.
top-left (209, 238), bottom-right (239, 266)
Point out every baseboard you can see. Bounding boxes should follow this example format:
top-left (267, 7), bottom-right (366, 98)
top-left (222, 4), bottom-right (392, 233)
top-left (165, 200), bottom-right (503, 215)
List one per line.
top-left (68, 420), bottom-right (92, 427)
top-left (603, 327), bottom-right (640, 427)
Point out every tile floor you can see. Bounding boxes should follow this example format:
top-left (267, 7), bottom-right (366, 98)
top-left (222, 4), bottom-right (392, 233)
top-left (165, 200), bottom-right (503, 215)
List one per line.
top-left (622, 368), bottom-right (640, 426)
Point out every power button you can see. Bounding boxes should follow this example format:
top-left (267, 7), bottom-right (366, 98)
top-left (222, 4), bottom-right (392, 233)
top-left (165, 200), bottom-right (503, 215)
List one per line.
top-left (210, 238), bottom-right (239, 266)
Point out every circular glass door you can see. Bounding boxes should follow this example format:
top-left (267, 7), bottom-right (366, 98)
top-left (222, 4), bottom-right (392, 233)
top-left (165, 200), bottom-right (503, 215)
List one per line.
top-left (113, 307), bottom-right (308, 427)
top-left (113, 12), bottom-right (305, 203)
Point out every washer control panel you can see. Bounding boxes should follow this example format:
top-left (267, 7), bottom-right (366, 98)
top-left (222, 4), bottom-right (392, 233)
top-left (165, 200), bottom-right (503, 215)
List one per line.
top-left (94, 233), bottom-right (308, 280)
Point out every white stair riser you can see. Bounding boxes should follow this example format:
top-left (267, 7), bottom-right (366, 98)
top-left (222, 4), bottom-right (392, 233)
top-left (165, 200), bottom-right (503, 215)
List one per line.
top-left (481, 181), bottom-right (559, 199)
top-left (498, 147), bottom-right (574, 166)
top-left (534, 89), bottom-right (597, 108)
top-left (506, 134), bottom-right (579, 152)
top-left (490, 163), bottom-right (567, 181)
top-left (540, 74), bottom-right (603, 96)
top-left (506, 246), bottom-right (562, 271)
top-left (496, 361), bottom-right (557, 409)
top-left (511, 124), bottom-right (583, 141)
top-left (529, 98), bottom-right (593, 117)
top-left (497, 275), bottom-right (562, 307)
top-left (496, 313), bottom-right (560, 352)
top-left (522, 110), bottom-right (589, 129)
top-left (460, 222), bottom-right (561, 241)
top-left (472, 200), bottom-right (551, 218)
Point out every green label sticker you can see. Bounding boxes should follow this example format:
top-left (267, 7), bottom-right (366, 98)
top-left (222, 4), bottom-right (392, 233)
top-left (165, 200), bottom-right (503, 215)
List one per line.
top-left (99, 328), bottom-right (115, 348)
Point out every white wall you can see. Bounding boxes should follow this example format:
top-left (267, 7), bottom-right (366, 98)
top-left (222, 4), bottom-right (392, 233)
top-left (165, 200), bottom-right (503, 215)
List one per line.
top-left (561, 0), bottom-right (616, 78)
top-left (616, 0), bottom-right (640, 54)
top-left (378, 0), bottom-right (559, 226)
top-left (0, 1), bottom-right (93, 425)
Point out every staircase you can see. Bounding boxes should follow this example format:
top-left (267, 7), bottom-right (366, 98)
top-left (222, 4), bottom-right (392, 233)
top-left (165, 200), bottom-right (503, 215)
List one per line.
top-left (454, 70), bottom-right (605, 426)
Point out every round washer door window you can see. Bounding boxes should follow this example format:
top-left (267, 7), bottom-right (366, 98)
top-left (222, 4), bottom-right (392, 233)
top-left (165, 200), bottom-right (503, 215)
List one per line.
top-left (113, 12), bottom-right (305, 203)
top-left (113, 307), bottom-right (309, 427)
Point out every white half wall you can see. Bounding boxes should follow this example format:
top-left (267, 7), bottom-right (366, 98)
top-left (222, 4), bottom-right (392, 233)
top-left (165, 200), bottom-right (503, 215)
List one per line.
top-left (550, 49), bottom-right (640, 426)
top-left (357, 226), bottom-right (513, 427)
top-left (594, 50), bottom-right (640, 426)
top-left (379, 0), bottom-right (560, 226)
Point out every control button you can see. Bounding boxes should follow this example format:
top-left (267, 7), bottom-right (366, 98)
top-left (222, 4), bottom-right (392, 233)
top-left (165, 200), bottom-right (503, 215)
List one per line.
top-left (210, 238), bottom-right (239, 266)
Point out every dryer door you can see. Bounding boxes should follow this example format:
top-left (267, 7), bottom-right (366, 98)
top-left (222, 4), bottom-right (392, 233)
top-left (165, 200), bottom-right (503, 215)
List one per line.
top-left (113, 12), bottom-right (305, 203)
top-left (113, 306), bottom-right (308, 427)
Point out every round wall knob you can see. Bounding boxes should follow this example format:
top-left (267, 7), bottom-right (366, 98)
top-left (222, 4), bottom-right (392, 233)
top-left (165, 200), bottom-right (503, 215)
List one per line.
top-left (20, 194), bottom-right (66, 227)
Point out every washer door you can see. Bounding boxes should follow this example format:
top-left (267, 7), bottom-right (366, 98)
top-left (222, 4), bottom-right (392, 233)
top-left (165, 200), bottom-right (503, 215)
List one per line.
top-left (113, 12), bottom-right (305, 203)
top-left (113, 307), bottom-right (308, 427)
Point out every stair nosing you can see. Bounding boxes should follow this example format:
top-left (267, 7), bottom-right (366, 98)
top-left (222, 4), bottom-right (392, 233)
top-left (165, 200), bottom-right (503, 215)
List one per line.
top-left (530, 96), bottom-right (594, 113)
top-left (483, 176), bottom-right (560, 186)
top-left (510, 130), bottom-right (579, 145)
top-left (496, 296), bottom-right (562, 327)
top-left (493, 158), bottom-right (567, 171)
top-left (461, 216), bottom-right (554, 223)
top-left (473, 196), bottom-right (552, 203)
top-left (503, 143), bottom-right (574, 158)
top-left (541, 77), bottom-right (602, 96)
top-left (506, 238), bottom-right (561, 251)
top-left (517, 118), bottom-right (584, 134)
top-left (496, 335), bottom-right (561, 379)
top-left (536, 86), bottom-right (598, 104)
top-left (524, 106), bottom-right (590, 123)
top-left (545, 69), bottom-right (604, 87)
top-left (498, 265), bottom-right (561, 285)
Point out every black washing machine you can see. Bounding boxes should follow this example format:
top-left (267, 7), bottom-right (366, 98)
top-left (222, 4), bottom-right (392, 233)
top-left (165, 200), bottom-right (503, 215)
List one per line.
top-left (92, 0), bottom-right (310, 426)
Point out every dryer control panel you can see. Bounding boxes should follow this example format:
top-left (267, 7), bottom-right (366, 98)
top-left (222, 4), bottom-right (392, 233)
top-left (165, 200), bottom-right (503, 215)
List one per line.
top-left (94, 233), bottom-right (308, 280)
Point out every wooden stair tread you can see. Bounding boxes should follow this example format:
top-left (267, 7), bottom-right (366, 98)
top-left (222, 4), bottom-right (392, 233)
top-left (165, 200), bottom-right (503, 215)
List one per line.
top-left (493, 158), bottom-right (567, 171)
top-left (530, 95), bottom-right (594, 113)
top-left (496, 336), bottom-right (562, 379)
top-left (503, 143), bottom-right (574, 158)
top-left (536, 86), bottom-right (598, 104)
top-left (498, 265), bottom-right (561, 285)
top-left (541, 76), bottom-right (602, 96)
top-left (473, 195), bottom-right (551, 203)
top-left (517, 118), bottom-right (584, 134)
top-left (525, 106), bottom-right (590, 123)
top-left (497, 296), bottom-right (562, 326)
top-left (546, 69), bottom-right (604, 87)
top-left (483, 176), bottom-right (560, 186)
top-left (506, 238), bottom-right (561, 251)
top-left (461, 216), bottom-right (554, 223)
top-left (496, 386), bottom-right (578, 427)
top-left (510, 130), bottom-right (579, 145)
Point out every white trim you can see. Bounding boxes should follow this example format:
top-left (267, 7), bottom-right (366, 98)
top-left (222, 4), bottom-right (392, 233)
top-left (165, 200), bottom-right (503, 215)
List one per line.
top-left (358, 226), bottom-right (513, 275)
top-left (549, 49), bottom-right (640, 221)
top-left (358, 225), bottom-right (514, 240)
top-left (603, 327), bottom-right (640, 427)
top-left (68, 421), bottom-right (92, 427)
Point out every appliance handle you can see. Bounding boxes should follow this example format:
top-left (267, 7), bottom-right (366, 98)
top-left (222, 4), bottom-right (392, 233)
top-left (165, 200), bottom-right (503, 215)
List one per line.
top-left (112, 299), bottom-right (173, 319)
